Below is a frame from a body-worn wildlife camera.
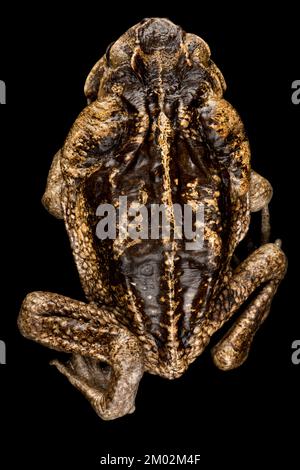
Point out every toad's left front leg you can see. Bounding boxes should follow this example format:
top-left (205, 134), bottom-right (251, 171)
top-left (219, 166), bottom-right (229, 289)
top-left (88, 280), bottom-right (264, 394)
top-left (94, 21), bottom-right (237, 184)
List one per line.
top-left (210, 242), bottom-right (287, 370)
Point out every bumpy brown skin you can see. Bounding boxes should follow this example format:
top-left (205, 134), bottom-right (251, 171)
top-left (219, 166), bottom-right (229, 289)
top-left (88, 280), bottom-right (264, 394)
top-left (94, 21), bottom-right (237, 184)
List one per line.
top-left (18, 18), bottom-right (287, 420)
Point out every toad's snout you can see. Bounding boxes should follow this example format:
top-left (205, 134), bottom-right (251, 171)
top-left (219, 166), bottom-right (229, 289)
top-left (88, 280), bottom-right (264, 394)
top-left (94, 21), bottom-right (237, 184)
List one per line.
top-left (138, 18), bottom-right (181, 53)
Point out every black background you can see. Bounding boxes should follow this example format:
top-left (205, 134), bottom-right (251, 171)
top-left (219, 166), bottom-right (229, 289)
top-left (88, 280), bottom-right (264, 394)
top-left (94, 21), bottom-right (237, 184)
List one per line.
top-left (0, 3), bottom-right (299, 468)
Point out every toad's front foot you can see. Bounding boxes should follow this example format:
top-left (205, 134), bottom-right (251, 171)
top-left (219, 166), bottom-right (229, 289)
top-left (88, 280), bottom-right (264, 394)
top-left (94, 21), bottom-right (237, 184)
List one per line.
top-left (18, 291), bottom-right (144, 420)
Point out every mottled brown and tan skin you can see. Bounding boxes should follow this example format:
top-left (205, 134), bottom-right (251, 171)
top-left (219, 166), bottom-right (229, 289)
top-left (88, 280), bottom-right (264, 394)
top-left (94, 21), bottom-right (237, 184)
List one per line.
top-left (18, 18), bottom-right (287, 420)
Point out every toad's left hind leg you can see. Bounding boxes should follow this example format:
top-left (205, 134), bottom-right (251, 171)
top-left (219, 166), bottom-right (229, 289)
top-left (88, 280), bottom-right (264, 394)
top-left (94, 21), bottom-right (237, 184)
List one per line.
top-left (210, 242), bottom-right (287, 370)
top-left (18, 291), bottom-right (144, 420)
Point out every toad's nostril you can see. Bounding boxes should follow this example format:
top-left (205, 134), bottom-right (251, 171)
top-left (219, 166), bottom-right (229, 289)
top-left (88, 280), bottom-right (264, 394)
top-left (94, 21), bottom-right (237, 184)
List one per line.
top-left (138, 18), bottom-right (181, 54)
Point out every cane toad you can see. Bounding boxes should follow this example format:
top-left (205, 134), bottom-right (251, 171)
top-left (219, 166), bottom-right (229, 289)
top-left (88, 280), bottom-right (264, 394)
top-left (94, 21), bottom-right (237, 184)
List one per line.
top-left (18, 18), bottom-right (287, 420)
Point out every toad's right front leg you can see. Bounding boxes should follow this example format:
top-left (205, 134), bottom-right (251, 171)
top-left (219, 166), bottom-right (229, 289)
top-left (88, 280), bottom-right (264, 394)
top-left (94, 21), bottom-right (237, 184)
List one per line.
top-left (18, 291), bottom-right (144, 420)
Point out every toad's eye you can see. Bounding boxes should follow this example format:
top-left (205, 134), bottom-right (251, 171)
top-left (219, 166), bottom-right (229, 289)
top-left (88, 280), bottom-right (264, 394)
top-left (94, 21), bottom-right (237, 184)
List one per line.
top-left (139, 264), bottom-right (154, 276)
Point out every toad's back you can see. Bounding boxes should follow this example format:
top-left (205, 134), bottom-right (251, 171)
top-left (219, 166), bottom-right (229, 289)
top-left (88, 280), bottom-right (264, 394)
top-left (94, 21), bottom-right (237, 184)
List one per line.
top-left (86, 86), bottom-right (230, 377)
